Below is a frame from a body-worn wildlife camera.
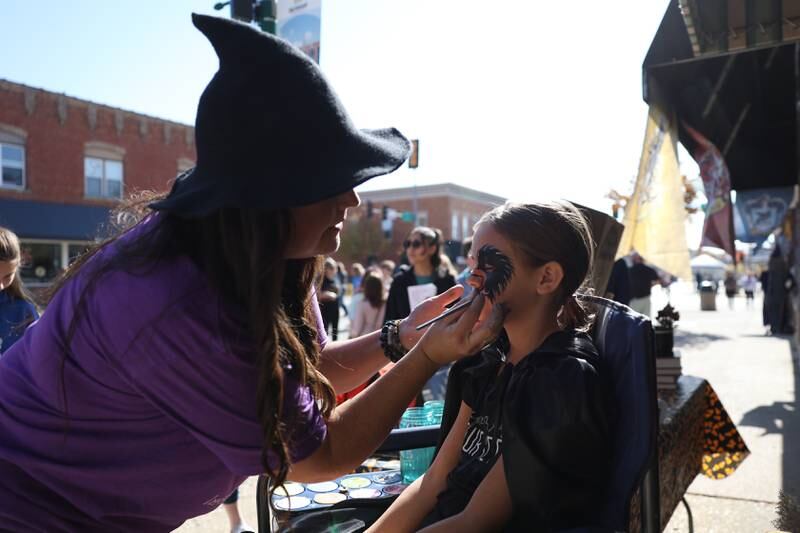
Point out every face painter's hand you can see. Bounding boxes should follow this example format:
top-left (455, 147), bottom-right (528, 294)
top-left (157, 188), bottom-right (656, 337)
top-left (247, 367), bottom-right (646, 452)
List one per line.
top-left (398, 285), bottom-right (464, 350)
top-left (418, 292), bottom-right (507, 365)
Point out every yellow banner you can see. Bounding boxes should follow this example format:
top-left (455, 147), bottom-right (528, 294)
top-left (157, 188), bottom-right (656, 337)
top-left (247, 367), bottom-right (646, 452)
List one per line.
top-left (617, 102), bottom-right (692, 280)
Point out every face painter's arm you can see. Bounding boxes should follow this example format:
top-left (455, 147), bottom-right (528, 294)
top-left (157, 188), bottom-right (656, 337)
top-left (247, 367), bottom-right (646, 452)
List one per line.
top-left (290, 294), bottom-right (506, 483)
top-left (317, 286), bottom-right (465, 393)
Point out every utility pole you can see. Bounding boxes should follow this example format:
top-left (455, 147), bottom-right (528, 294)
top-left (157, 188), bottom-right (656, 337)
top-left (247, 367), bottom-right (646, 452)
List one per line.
top-left (214, 0), bottom-right (277, 34)
top-left (409, 139), bottom-right (419, 224)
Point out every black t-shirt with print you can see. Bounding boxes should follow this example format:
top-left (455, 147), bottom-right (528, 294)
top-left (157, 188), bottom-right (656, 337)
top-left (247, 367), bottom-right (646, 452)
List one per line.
top-left (421, 330), bottom-right (613, 531)
top-left (425, 352), bottom-right (510, 523)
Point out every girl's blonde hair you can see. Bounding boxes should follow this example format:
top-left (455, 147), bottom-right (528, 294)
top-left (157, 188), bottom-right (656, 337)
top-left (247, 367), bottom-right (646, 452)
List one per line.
top-left (0, 226), bottom-right (35, 306)
top-left (476, 201), bottom-right (595, 331)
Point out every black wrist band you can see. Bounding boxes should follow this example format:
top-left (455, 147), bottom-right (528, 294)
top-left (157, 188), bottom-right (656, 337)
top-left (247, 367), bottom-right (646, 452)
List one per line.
top-left (380, 319), bottom-right (408, 363)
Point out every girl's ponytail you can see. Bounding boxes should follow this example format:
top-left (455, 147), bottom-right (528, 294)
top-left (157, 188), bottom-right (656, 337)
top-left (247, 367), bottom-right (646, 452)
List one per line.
top-left (558, 292), bottom-right (594, 332)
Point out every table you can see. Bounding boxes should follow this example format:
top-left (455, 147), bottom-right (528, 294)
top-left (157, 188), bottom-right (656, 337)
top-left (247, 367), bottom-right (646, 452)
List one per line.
top-left (628, 375), bottom-right (749, 531)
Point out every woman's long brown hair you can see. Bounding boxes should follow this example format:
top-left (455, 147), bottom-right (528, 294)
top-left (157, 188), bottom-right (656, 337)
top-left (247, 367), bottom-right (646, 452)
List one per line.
top-left (48, 192), bottom-right (335, 497)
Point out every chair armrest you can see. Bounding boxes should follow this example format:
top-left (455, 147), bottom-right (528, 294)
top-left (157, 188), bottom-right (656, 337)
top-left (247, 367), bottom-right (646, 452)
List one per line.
top-left (375, 426), bottom-right (441, 453)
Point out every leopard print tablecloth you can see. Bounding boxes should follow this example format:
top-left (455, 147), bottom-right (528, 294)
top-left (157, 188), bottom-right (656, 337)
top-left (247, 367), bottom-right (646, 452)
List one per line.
top-left (629, 375), bottom-right (749, 531)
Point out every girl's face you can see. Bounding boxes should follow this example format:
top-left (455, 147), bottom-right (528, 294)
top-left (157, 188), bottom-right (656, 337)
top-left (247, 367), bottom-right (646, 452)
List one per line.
top-left (0, 259), bottom-right (18, 291)
top-left (286, 190), bottom-right (360, 259)
top-left (467, 223), bottom-right (563, 320)
top-left (405, 232), bottom-right (436, 268)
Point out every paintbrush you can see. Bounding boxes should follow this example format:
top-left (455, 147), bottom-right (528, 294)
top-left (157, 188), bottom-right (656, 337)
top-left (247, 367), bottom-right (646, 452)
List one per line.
top-left (415, 296), bottom-right (476, 331)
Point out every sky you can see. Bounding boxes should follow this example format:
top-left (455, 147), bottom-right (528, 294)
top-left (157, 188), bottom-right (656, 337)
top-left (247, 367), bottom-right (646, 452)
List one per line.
top-left (0, 0), bottom-right (705, 245)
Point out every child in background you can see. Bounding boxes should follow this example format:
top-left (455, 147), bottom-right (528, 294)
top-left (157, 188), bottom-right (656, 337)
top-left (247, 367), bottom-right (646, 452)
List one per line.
top-left (0, 227), bottom-right (39, 354)
top-left (370, 202), bottom-right (613, 532)
top-left (349, 270), bottom-right (387, 339)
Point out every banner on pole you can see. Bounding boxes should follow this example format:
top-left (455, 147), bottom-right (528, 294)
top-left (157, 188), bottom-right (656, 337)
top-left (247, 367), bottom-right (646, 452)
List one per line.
top-left (733, 186), bottom-right (795, 245)
top-left (684, 124), bottom-right (736, 259)
top-left (617, 98), bottom-right (692, 280)
top-left (278, 0), bottom-right (321, 63)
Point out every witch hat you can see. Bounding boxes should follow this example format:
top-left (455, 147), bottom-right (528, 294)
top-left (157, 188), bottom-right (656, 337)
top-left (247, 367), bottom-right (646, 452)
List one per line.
top-left (151, 14), bottom-right (410, 216)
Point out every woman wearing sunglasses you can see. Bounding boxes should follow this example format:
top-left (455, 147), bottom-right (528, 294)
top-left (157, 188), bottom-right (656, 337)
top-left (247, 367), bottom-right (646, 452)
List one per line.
top-left (385, 227), bottom-right (457, 324)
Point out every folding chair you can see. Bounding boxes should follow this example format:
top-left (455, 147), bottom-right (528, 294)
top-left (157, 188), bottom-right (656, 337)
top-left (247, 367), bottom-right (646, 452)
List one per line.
top-left (257, 295), bottom-right (660, 532)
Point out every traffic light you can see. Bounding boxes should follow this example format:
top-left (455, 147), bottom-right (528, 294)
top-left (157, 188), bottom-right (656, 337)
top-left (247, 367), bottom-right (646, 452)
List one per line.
top-left (254, 0), bottom-right (276, 34)
top-left (408, 139), bottom-right (419, 168)
top-left (231, 0), bottom-right (254, 21)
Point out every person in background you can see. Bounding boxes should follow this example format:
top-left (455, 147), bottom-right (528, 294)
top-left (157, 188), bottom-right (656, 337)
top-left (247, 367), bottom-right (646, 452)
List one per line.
top-left (605, 257), bottom-right (631, 306)
top-left (385, 227), bottom-right (456, 322)
top-left (380, 259), bottom-right (396, 292)
top-left (386, 227), bottom-right (456, 402)
top-left (350, 271), bottom-right (387, 339)
top-left (347, 262), bottom-right (366, 319)
top-left (319, 258), bottom-right (341, 340)
top-left (764, 246), bottom-right (794, 335)
top-left (0, 227), bottom-right (39, 355)
top-left (723, 271), bottom-right (738, 310)
top-left (336, 261), bottom-right (349, 320)
top-left (349, 262), bottom-right (365, 293)
top-left (742, 271), bottom-right (757, 309)
top-left (222, 488), bottom-right (252, 533)
top-left (455, 236), bottom-right (475, 299)
top-left (438, 254), bottom-right (459, 279)
top-left (628, 252), bottom-right (661, 317)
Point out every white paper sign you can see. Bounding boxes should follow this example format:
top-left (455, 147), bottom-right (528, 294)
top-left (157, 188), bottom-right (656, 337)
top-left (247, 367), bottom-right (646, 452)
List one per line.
top-left (407, 283), bottom-right (437, 310)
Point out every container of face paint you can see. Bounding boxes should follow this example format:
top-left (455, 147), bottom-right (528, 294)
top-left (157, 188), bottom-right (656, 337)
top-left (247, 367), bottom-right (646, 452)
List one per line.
top-left (270, 470), bottom-right (407, 516)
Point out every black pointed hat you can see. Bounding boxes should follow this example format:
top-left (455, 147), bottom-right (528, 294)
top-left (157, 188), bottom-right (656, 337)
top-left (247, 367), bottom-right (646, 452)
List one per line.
top-left (151, 14), bottom-right (411, 216)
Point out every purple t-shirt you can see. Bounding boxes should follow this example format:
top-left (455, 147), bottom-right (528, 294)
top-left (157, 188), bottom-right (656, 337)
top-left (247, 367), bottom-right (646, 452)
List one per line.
top-left (0, 218), bottom-right (328, 531)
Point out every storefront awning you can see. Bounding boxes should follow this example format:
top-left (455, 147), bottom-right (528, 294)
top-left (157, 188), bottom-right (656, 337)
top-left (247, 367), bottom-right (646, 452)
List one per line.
top-left (0, 198), bottom-right (111, 241)
top-left (643, 0), bottom-right (798, 192)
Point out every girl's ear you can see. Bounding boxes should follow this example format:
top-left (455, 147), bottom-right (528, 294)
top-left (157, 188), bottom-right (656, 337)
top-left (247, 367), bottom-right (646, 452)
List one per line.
top-left (536, 261), bottom-right (564, 295)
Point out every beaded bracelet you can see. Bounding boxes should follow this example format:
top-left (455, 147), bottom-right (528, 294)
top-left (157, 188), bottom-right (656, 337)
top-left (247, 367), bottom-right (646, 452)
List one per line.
top-left (380, 319), bottom-right (408, 363)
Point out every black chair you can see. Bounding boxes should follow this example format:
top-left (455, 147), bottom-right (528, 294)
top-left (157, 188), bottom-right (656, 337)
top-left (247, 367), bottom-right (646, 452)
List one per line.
top-left (258, 295), bottom-right (660, 532)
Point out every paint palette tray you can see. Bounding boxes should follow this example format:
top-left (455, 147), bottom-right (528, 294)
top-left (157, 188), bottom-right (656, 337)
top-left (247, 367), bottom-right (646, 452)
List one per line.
top-left (271, 470), bottom-right (407, 514)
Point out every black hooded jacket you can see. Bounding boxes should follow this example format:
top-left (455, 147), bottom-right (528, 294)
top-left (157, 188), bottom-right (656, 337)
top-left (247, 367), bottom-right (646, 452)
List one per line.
top-left (422, 329), bottom-right (614, 531)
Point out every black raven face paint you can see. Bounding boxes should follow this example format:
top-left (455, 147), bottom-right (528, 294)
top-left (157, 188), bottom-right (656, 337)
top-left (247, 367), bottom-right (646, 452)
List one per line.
top-left (474, 245), bottom-right (514, 301)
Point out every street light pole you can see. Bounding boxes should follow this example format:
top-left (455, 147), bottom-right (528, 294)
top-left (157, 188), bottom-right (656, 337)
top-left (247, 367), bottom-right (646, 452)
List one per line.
top-left (409, 139), bottom-right (419, 225)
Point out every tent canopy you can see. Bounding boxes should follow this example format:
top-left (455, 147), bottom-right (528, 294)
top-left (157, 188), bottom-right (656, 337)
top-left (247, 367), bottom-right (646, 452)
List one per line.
top-left (643, 0), bottom-right (798, 192)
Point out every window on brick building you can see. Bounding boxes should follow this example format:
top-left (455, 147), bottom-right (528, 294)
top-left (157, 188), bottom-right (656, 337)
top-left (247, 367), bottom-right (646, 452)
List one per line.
top-left (417, 211), bottom-right (429, 227)
top-left (451, 212), bottom-right (460, 240)
top-left (84, 142), bottom-right (125, 199)
top-left (0, 144), bottom-right (25, 188)
top-left (85, 158), bottom-right (123, 199)
top-left (0, 125), bottom-right (27, 189)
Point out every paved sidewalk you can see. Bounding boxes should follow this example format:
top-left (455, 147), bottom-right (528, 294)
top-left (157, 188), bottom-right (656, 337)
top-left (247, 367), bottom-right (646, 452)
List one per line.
top-left (654, 284), bottom-right (799, 533)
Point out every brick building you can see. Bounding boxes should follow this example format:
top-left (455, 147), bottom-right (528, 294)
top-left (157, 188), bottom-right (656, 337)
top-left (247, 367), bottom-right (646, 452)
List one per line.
top-left (0, 79), bottom-right (195, 286)
top-left (337, 183), bottom-right (506, 267)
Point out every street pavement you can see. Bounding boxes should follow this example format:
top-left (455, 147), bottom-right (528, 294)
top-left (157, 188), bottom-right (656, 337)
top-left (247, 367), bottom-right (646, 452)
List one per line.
top-left (655, 283), bottom-right (799, 533)
top-left (178, 282), bottom-right (798, 532)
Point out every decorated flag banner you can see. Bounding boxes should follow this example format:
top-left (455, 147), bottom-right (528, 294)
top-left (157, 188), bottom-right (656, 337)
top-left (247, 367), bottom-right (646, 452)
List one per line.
top-left (734, 187), bottom-right (795, 245)
top-left (684, 124), bottom-right (735, 259)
